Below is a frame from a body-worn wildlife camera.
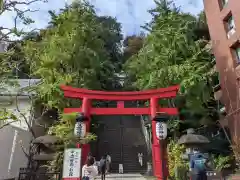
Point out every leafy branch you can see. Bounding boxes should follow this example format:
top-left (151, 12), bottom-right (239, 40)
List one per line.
top-left (0, 0), bottom-right (47, 41)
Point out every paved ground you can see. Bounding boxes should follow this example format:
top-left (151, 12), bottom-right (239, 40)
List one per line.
top-left (95, 173), bottom-right (147, 179)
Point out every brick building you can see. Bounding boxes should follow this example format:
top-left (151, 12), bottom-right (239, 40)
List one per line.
top-left (203, 0), bottom-right (240, 139)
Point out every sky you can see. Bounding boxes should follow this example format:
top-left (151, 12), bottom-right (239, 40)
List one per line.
top-left (0, 0), bottom-right (204, 37)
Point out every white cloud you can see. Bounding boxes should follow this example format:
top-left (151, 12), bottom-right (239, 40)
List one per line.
top-left (0, 0), bottom-right (204, 37)
top-left (90, 0), bottom-right (203, 36)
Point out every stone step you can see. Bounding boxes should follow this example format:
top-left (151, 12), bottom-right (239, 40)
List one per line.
top-left (95, 115), bottom-right (148, 173)
top-left (95, 173), bottom-right (147, 180)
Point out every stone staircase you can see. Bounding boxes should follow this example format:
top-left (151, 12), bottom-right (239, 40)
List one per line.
top-left (95, 173), bottom-right (147, 179)
top-left (95, 115), bottom-right (147, 173)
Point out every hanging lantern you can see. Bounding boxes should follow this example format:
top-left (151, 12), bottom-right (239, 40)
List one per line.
top-left (156, 122), bottom-right (168, 140)
top-left (153, 114), bottom-right (169, 140)
top-left (74, 122), bottom-right (86, 138)
top-left (74, 113), bottom-right (87, 138)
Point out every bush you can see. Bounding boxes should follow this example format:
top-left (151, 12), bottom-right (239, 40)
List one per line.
top-left (168, 140), bottom-right (188, 180)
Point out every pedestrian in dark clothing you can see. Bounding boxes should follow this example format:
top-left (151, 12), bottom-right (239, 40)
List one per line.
top-left (99, 156), bottom-right (107, 180)
top-left (190, 153), bottom-right (208, 180)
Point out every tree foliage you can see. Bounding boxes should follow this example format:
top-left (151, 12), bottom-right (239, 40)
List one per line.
top-left (24, 2), bottom-right (120, 108)
top-left (22, 1), bottom-right (123, 171)
top-left (0, 0), bottom-right (47, 41)
top-left (123, 34), bottom-right (145, 62)
top-left (125, 0), bottom-right (217, 126)
top-left (168, 140), bottom-right (188, 179)
top-left (0, 0), bottom-right (48, 129)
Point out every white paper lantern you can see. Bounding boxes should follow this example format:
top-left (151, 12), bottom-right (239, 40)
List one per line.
top-left (74, 122), bottom-right (86, 138)
top-left (156, 122), bottom-right (167, 140)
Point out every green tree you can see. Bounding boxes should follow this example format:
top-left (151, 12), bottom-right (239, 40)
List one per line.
top-left (95, 16), bottom-right (123, 90)
top-left (97, 16), bottom-right (123, 66)
top-left (0, 0), bottom-right (47, 41)
top-left (22, 1), bottom-right (124, 170)
top-left (125, 0), bottom-right (217, 127)
top-left (194, 11), bottom-right (210, 41)
top-left (24, 2), bottom-right (115, 107)
top-left (0, 0), bottom-right (48, 128)
top-left (47, 10), bottom-right (123, 90)
top-left (122, 34), bottom-right (145, 90)
top-left (123, 34), bottom-right (145, 62)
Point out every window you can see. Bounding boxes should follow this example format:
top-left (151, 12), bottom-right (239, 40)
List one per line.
top-left (225, 15), bottom-right (236, 38)
top-left (219, 0), bottom-right (228, 10)
top-left (231, 43), bottom-right (240, 64)
top-left (227, 16), bottom-right (235, 30)
top-left (236, 47), bottom-right (240, 63)
top-left (222, 0), bottom-right (228, 6)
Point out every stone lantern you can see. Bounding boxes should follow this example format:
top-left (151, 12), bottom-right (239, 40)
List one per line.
top-left (178, 128), bottom-right (210, 159)
top-left (32, 135), bottom-right (58, 159)
top-left (31, 134), bottom-right (59, 170)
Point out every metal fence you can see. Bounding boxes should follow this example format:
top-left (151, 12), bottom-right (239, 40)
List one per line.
top-left (18, 168), bottom-right (61, 180)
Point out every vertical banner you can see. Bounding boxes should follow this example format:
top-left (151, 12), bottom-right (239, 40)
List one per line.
top-left (62, 148), bottom-right (82, 180)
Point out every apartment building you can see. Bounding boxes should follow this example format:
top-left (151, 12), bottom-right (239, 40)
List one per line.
top-left (203, 0), bottom-right (240, 139)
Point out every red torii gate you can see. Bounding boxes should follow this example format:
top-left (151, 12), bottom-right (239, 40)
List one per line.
top-left (61, 85), bottom-right (179, 180)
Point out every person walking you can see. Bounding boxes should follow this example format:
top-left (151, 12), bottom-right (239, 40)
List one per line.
top-left (99, 155), bottom-right (107, 180)
top-left (190, 149), bottom-right (208, 180)
top-left (138, 153), bottom-right (143, 166)
top-left (82, 156), bottom-right (98, 180)
top-left (106, 154), bottom-right (111, 173)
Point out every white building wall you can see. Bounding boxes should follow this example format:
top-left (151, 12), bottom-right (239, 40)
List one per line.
top-left (0, 126), bottom-right (32, 179)
top-left (0, 96), bottom-right (32, 130)
top-left (0, 97), bottom-right (33, 179)
top-left (0, 41), bottom-right (8, 52)
top-left (0, 79), bottom-right (43, 178)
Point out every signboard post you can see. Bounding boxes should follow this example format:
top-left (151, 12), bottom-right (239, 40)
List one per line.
top-left (62, 148), bottom-right (82, 180)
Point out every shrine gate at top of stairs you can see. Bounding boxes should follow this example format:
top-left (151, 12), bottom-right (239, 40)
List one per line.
top-left (60, 85), bottom-right (179, 180)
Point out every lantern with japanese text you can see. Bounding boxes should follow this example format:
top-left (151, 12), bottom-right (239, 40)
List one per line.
top-left (74, 113), bottom-right (87, 138)
top-left (156, 122), bottom-right (168, 140)
top-left (153, 114), bottom-right (169, 140)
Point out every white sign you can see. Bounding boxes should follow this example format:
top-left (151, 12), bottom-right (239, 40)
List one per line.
top-left (62, 148), bottom-right (82, 178)
top-left (156, 122), bottom-right (167, 140)
top-left (74, 122), bottom-right (86, 137)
